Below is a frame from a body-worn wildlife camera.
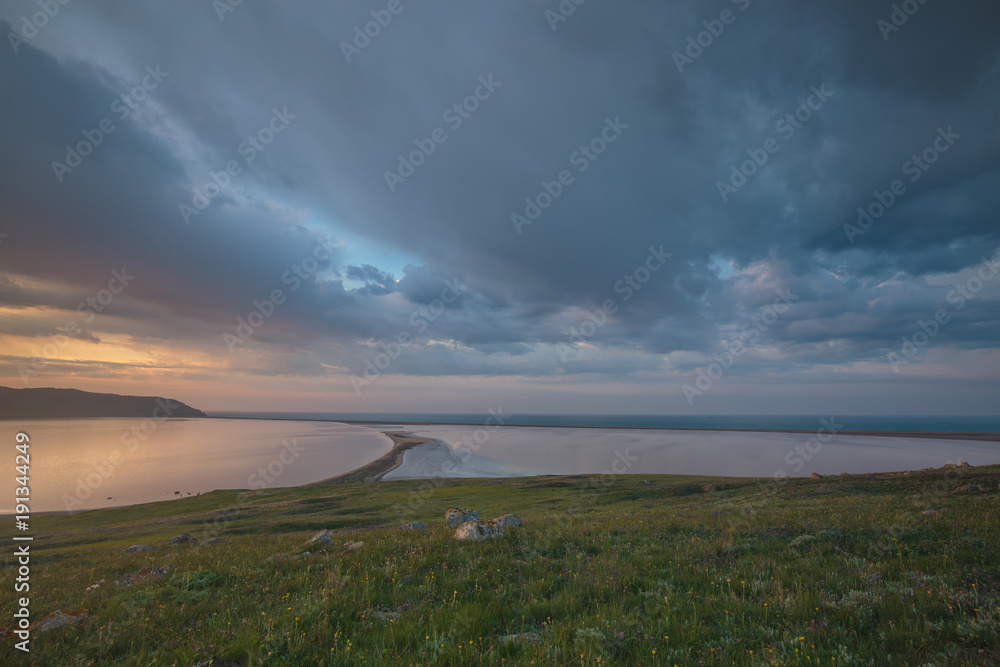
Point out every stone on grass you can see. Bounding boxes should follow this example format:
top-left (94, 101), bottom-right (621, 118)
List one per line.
top-left (167, 533), bottom-right (198, 546)
top-left (201, 538), bottom-right (228, 547)
top-left (344, 541), bottom-right (364, 551)
top-left (400, 522), bottom-right (427, 530)
top-left (454, 520), bottom-right (504, 541)
top-left (194, 657), bottom-right (243, 667)
top-left (809, 472), bottom-right (821, 480)
top-left (952, 484), bottom-right (984, 494)
top-left (500, 632), bottom-right (541, 644)
top-left (35, 609), bottom-right (87, 633)
top-left (114, 564), bottom-right (173, 588)
top-left (266, 552), bottom-right (310, 563)
top-left (307, 529), bottom-right (336, 546)
top-left (124, 544), bottom-right (153, 553)
top-left (494, 513), bottom-right (522, 528)
top-left (445, 508), bottom-right (479, 528)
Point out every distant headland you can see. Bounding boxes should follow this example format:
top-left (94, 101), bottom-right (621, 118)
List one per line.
top-left (0, 386), bottom-right (206, 419)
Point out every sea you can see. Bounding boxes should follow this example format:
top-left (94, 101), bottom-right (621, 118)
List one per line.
top-left (210, 412), bottom-right (1000, 433)
top-left (4, 413), bottom-right (997, 513)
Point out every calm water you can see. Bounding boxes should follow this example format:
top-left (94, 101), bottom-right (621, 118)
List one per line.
top-left (1, 418), bottom-right (392, 512)
top-left (212, 412), bottom-right (1000, 432)
top-left (382, 425), bottom-right (1000, 481)
top-left (4, 416), bottom-right (998, 513)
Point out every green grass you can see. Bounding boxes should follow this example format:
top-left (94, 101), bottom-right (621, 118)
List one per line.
top-left (2, 466), bottom-right (998, 666)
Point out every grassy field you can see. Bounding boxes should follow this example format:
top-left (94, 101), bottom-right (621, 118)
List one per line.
top-left (2, 464), bottom-right (998, 666)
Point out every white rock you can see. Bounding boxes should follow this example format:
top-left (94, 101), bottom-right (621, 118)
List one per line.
top-left (454, 519), bottom-right (506, 541)
top-left (445, 508), bottom-right (480, 528)
top-left (307, 529), bottom-right (336, 546)
top-left (494, 514), bottom-right (522, 528)
top-left (400, 522), bottom-right (427, 530)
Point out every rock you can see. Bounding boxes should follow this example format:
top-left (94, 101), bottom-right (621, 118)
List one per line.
top-left (35, 609), bottom-right (87, 633)
top-left (446, 508), bottom-right (479, 528)
top-left (193, 658), bottom-right (243, 667)
top-left (167, 533), bottom-right (198, 546)
top-left (941, 463), bottom-right (957, 469)
top-left (838, 473), bottom-right (850, 477)
top-left (201, 538), bottom-right (228, 547)
top-left (454, 520), bottom-right (506, 541)
top-left (500, 632), bottom-right (541, 644)
top-left (960, 462), bottom-right (970, 467)
top-left (344, 541), bottom-right (364, 551)
top-left (123, 544), bottom-right (153, 553)
top-left (267, 551), bottom-right (311, 562)
top-left (809, 473), bottom-right (821, 479)
top-left (702, 485), bottom-right (717, 492)
top-left (400, 522), bottom-right (427, 530)
top-left (375, 611), bottom-right (400, 621)
top-left (494, 513), bottom-right (522, 528)
top-left (952, 484), bottom-right (984, 494)
top-left (85, 579), bottom-right (105, 592)
top-left (114, 564), bottom-right (173, 588)
top-left (307, 529), bottom-right (336, 546)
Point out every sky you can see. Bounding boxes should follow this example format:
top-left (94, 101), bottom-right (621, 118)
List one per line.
top-left (0, 0), bottom-right (998, 415)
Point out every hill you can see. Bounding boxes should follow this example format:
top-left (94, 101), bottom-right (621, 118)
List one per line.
top-left (0, 386), bottom-right (206, 419)
top-left (5, 465), bottom-right (998, 665)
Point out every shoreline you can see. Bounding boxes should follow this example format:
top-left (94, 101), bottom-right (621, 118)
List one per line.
top-left (209, 415), bottom-right (1000, 442)
top-left (305, 431), bottom-right (438, 485)
top-left (7, 413), bottom-right (1000, 441)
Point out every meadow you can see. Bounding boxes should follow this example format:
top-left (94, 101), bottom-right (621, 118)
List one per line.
top-left (2, 464), bottom-right (998, 666)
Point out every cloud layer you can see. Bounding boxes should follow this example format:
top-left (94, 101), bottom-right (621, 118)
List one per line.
top-left (0, 0), bottom-right (998, 413)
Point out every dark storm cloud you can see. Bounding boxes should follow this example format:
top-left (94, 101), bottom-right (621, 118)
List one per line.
top-left (1, 0), bottom-right (998, 386)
